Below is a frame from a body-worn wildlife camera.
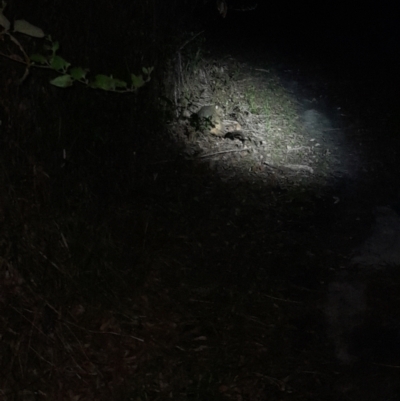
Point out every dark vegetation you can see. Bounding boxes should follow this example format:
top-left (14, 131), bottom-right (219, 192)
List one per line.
top-left (1, 1), bottom-right (399, 400)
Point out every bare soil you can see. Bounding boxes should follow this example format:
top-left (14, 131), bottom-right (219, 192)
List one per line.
top-left (1, 30), bottom-right (400, 401)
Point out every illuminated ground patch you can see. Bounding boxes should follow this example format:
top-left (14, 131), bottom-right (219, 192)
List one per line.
top-left (170, 55), bottom-right (363, 188)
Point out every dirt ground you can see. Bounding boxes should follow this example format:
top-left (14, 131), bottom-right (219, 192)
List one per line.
top-left (1, 18), bottom-right (400, 401)
top-left (156, 39), bottom-right (400, 400)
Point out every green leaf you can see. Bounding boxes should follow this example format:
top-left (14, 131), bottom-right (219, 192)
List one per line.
top-left (0, 9), bottom-right (10, 31)
top-left (30, 53), bottom-right (48, 64)
top-left (13, 19), bottom-right (45, 38)
top-left (70, 67), bottom-right (88, 81)
top-left (142, 66), bottom-right (154, 76)
top-left (131, 73), bottom-right (145, 89)
top-left (51, 41), bottom-right (60, 53)
top-left (50, 74), bottom-right (73, 88)
top-left (113, 78), bottom-right (127, 89)
top-left (91, 75), bottom-right (127, 90)
top-left (50, 55), bottom-right (71, 72)
top-left (90, 74), bottom-right (117, 91)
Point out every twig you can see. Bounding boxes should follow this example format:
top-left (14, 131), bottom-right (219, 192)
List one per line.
top-left (195, 147), bottom-right (249, 159)
top-left (64, 320), bottom-right (144, 342)
top-left (4, 32), bottom-right (31, 83)
top-left (373, 363), bottom-right (400, 369)
top-left (283, 164), bottom-right (314, 174)
top-left (263, 294), bottom-right (302, 304)
top-left (178, 31), bottom-right (204, 51)
top-left (37, 249), bottom-right (64, 274)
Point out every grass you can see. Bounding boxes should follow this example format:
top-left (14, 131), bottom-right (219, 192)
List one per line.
top-left (245, 85), bottom-right (258, 114)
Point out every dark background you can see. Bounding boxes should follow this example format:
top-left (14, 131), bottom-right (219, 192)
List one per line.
top-left (6, 0), bottom-right (399, 72)
top-left (209, 1), bottom-right (398, 74)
